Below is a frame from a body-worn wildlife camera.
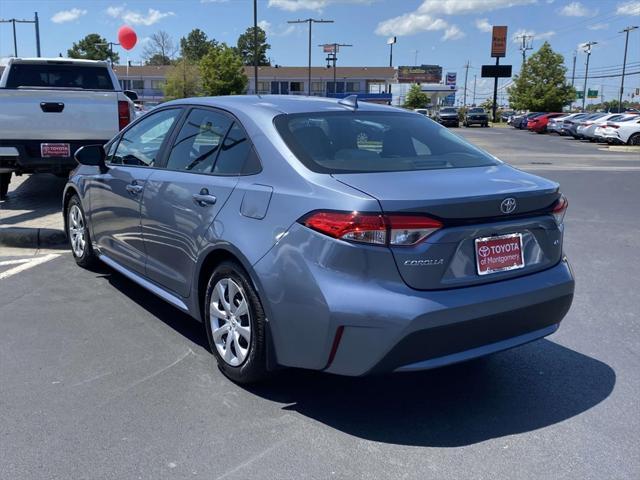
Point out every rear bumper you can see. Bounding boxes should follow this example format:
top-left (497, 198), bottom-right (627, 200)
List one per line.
top-left (254, 224), bottom-right (575, 376)
top-left (0, 139), bottom-right (108, 174)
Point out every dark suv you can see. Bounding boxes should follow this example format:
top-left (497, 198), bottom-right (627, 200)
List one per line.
top-left (464, 108), bottom-right (489, 127)
top-left (435, 107), bottom-right (459, 128)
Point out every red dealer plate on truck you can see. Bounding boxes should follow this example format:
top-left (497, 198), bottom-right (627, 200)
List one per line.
top-left (475, 233), bottom-right (524, 275)
top-left (41, 143), bottom-right (70, 158)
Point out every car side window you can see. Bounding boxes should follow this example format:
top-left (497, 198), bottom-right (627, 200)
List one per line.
top-left (110, 109), bottom-right (181, 167)
top-left (213, 122), bottom-right (260, 175)
top-left (104, 139), bottom-right (119, 163)
top-left (165, 109), bottom-right (232, 173)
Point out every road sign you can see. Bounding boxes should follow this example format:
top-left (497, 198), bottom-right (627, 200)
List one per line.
top-left (491, 26), bottom-right (508, 58)
top-left (576, 91), bottom-right (584, 99)
top-left (587, 89), bottom-right (598, 99)
top-left (481, 65), bottom-right (512, 78)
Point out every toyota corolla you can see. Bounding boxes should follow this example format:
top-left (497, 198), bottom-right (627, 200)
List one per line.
top-left (63, 95), bottom-right (574, 383)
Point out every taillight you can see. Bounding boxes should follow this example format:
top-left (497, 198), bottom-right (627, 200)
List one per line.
top-left (118, 100), bottom-right (131, 130)
top-left (609, 124), bottom-right (620, 129)
top-left (551, 195), bottom-right (568, 225)
top-left (301, 211), bottom-right (442, 246)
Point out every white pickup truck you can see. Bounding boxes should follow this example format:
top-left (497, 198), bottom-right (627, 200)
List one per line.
top-left (0, 58), bottom-right (135, 199)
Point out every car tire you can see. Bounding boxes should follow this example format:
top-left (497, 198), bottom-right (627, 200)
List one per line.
top-left (0, 172), bottom-right (11, 200)
top-left (628, 133), bottom-right (640, 146)
top-left (204, 260), bottom-right (268, 384)
top-left (66, 195), bottom-right (99, 268)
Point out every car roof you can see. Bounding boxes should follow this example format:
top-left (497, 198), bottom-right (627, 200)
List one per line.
top-left (162, 95), bottom-right (399, 117)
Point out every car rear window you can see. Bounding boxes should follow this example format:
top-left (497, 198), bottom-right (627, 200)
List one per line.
top-left (274, 111), bottom-right (500, 174)
top-left (5, 63), bottom-right (114, 90)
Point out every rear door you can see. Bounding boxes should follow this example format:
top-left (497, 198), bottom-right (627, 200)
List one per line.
top-left (89, 108), bottom-right (183, 274)
top-left (141, 107), bottom-right (246, 297)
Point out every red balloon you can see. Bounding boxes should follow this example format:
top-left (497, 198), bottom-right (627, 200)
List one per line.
top-left (118, 25), bottom-right (137, 51)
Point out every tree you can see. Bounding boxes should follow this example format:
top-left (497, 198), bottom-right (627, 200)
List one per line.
top-left (180, 28), bottom-right (217, 62)
top-left (403, 84), bottom-right (428, 109)
top-left (508, 42), bottom-right (575, 112)
top-left (143, 31), bottom-right (177, 65)
top-left (480, 98), bottom-right (494, 111)
top-left (67, 33), bottom-right (119, 63)
top-left (200, 44), bottom-right (248, 96)
top-left (163, 59), bottom-right (202, 99)
top-left (235, 26), bottom-right (270, 66)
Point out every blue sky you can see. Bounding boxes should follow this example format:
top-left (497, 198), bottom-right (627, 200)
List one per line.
top-left (1, 0), bottom-right (638, 104)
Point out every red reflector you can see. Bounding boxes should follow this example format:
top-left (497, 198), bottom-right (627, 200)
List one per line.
top-left (324, 325), bottom-right (344, 369)
top-left (118, 100), bottom-right (130, 130)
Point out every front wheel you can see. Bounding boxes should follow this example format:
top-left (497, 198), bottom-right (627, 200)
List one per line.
top-left (628, 133), bottom-right (640, 146)
top-left (204, 261), bottom-right (268, 384)
top-left (67, 195), bottom-right (99, 268)
top-left (0, 172), bottom-right (11, 200)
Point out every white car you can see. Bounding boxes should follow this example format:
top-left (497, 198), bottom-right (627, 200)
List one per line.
top-left (0, 57), bottom-right (135, 199)
top-left (548, 114), bottom-right (572, 134)
top-left (583, 113), bottom-right (627, 142)
top-left (602, 115), bottom-right (640, 144)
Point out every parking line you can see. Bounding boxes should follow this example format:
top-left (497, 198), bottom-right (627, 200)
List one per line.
top-left (0, 253), bottom-right (60, 280)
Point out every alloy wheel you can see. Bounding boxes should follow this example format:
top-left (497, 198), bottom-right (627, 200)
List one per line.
top-left (209, 278), bottom-right (252, 367)
top-left (68, 204), bottom-right (86, 258)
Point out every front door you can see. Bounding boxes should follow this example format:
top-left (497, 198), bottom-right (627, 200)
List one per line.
top-left (89, 108), bottom-right (183, 274)
top-left (141, 108), bottom-right (252, 297)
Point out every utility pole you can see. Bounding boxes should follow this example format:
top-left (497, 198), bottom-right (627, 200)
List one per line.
top-left (411, 49), bottom-right (419, 65)
top-left (472, 74), bottom-right (477, 106)
top-left (570, 50), bottom-right (577, 109)
top-left (462, 61), bottom-right (470, 107)
top-left (0, 13), bottom-right (41, 57)
top-left (253, 0), bottom-right (259, 95)
top-left (288, 18), bottom-right (334, 96)
top-left (619, 26), bottom-right (638, 113)
top-left (97, 42), bottom-right (120, 66)
top-left (320, 43), bottom-right (352, 96)
top-left (387, 37), bottom-right (396, 95)
top-left (516, 34), bottom-right (533, 67)
top-left (581, 41), bottom-right (597, 111)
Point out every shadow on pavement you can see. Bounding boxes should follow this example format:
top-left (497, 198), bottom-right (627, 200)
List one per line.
top-left (0, 174), bottom-right (67, 226)
top-left (97, 265), bottom-right (615, 448)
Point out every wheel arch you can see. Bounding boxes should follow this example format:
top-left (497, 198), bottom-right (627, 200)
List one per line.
top-left (62, 184), bottom-right (81, 234)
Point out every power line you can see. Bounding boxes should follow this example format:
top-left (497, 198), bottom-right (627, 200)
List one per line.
top-left (287, 18), bottom-right (334, 96)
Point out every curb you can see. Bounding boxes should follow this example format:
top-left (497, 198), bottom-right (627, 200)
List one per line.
top-left (0, 227), bottom-right (67, 248)
top-left (607, 145), bottom-right (640, 153)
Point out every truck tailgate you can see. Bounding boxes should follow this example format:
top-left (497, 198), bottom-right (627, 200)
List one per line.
top-left (0, 89), bottom-right (119, 141)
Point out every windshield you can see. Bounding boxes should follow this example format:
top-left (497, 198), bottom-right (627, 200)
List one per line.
top-left (440, 108), bottom-right (457, 113)
top-left (5, 64), bottom-right (114, 90)
top-left (274, 111), bottom-right (500, 174)
top-left (469, 108), bottom-right (485, 113)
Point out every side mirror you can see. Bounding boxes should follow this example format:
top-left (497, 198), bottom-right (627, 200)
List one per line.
top-left (123, 90), bottom-right (138, 102)
top-left (75, 145), bottom-right (107, 172)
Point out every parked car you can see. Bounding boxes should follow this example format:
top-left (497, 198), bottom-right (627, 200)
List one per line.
top-left (63, 95), bottom-right (574, 383)
top-left (602, 115), bottom-right (640, 144)
top-left (559, 113), bottom-right (589, 136)
top-left (582, 113), bottom-right (627, 142)
top-left (527, 113), bottom-right (565, 133)
top-left (547, 114), bottom-right (572, 134)
top-left (500, 110), bottom-right (515, 122)
top-left (413, 108), bottom-right (429, 116)
top-left (573, 113), bottom-right (607, 139)
top-left (464, 107), bottom-right (489, 127)
top-left (435, 107), bottom-right (459, 127)
top-left (0, 57), bottom-right (134, 199)
top-left (516, 112), bottom-right (543, 129)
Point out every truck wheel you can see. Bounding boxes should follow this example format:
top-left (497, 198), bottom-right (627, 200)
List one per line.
top-left (66, 195), bottom-right (99, 268)
top-left (204, 260), bottom-right (269, 384)
top-left (0, 172), bottom-right (11, 200)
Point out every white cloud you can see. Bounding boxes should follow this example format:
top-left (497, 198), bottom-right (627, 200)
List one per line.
top-left (268, 0), bottom-right (372, 12)
top-left (475, 18), bottom-right (493, 32)
top-left (588, 22), bottom-right (609, 30)
top-left (511, 28), bottom-right (555, 44)
top-left (258, 20), bottom-right (272, 34)
top-left (51, 8), bottom-right (87, 23)
top-left (417, 0), bottom-right (536, 16)
top-left (616, 1), bottom-right (640, 15)
top-left (106, 6), bottom-right (174, 26)
top-left (376, 13), bottom-right (449, 36)
top-left (559, 2), bottom-right (593, 17)
top-left (442, 25), bottom-right (465, 40)
top-left (258, 20), bottom-right (297, 36)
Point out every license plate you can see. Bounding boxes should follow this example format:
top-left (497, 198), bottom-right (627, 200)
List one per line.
top-left (475, 233), bottom-right (524, 276)
top-left (41, 143), bottom-right (70, 158)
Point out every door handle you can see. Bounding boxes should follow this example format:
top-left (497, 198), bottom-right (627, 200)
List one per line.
top-left (192, 188), bottom-right (217, 207)
top-left (125, 183), bottom-right (144, 195)
top-left (40, 102), bottom-right (65, 113)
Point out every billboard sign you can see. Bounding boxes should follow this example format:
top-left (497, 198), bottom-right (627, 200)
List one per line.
top-left (491, 26), bottom-right (508, 58)
top-left (481, 65), bottom-right (513, 78)
top-left (446, 72), bottom-right (457, 86)
top-left (322, 44), bottom-right (338, 54)
top-left (397, 65), bottom-right (443, 83)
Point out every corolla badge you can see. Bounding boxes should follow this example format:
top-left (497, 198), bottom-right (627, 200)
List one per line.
top-left (500, 197), bottom-right (517, 214)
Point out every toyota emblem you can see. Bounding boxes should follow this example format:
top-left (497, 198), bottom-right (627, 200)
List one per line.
top-left (500, 197), bottom-right (517, 214)
top-left (478, 246), bottom-right (491, 257)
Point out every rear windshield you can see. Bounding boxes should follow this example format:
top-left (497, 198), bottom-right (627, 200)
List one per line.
top-left (5, 64), bottom-right (114, 90)
top-left (274, 111), bottom-right (500, 174)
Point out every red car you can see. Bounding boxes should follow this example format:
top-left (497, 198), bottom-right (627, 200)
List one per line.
top-left (527, 113), bottom-right (565, 133)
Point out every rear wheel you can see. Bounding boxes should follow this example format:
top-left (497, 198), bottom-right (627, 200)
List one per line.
top-left (0, 172), bottom-right (11, 200)
top-left (204, 261), bottom-right (268, 384)
top-left (628, 133), bottom-right (640, 146)
top-left (67, 195), bottom-right (99, 268)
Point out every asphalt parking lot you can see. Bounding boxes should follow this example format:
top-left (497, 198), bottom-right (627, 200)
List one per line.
top-left (1, 128), bottom-right (639, 479)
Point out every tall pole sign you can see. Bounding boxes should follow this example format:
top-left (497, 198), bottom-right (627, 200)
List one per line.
top-left (484, 26), bottom-right (509, 122)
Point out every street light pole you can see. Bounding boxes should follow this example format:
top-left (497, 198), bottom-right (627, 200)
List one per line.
top-left (463, 61), bottom-right (470, 107)
top-left (581, 41), bottom-right (597, 111)
top-left (253, 0), bottom-right (259, 95)
top-left (288, 18), bottom-right (334, 96)
top-left (472, 74), bottom-right (477, 106)
top-left (320, 43), bottom-right (352, 96)
top-left (570, 50), bottom-right (576, 110)
top-left (619, 26), bottom-right (638, 113)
